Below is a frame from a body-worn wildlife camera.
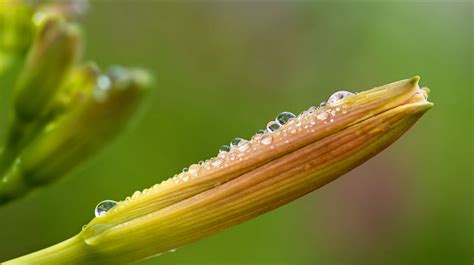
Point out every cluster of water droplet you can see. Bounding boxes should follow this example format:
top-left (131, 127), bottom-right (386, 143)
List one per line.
top-left (93, 90), bottom-right (355, 217)
top-left (166, 89), bottom-right (355, 187)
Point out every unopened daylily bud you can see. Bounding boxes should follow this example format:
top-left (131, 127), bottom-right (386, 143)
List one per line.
top-left (3, 77), bottom-right (432, 265)
top-left (13, 16), bottom-right (81, 121)
top-left (0, 67), bottom-right (150, 204)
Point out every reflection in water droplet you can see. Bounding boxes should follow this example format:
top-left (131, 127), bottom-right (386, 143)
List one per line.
top-left (95, 200), bottom-right (117, 217)
top-left (230, 138), bottom-right (244, 148)
top-left (327, 91), bottom-right (354, 105)
top-left (276, 112), bottom-right (296, 125)
top-left (219, 145), bottom-right (230, 152)
top-left (266, 121), bottom-right (280, 132)
top-left (261, 135), bottom-right (273, 145)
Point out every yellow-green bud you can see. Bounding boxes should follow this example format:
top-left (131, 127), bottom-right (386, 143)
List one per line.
top-left (13, 16), bottom-right (81, 121)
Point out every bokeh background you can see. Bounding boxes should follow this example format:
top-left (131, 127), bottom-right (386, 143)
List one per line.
top-left (0, 2), bottom-right (472, 265)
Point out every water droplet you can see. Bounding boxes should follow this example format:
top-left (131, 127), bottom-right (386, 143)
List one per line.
top-left (182, 167), bottom-right (188, 173)
top-left (237, 140), bottom-right (250, 152)
top-left (198, 160), bottom-right (204, 165)
top-left (317, 112), bottom-right (329, 120)
top-left (182, 175), bottom-right (189, 182)
top-left (188, 164), bottom-right (200, 175)
top-left (95, 200), bottom-right (117, 217)
top-left (230, 138), bottom-right (244, 148)
top-left (308, 106), bottom-right (318, 113)
top-left (276, 112), bottom-right (296, 125)
top-left (261, 135), bottom-right (273, 145)
top-left (257, 129), bottom-right (266, 134)
top-left (320, 101), bottom-right (327, 107)
top-left (219, 145), bottom-right (230, 152)
top-left (211, 158), bottom-right (222, 167)
top-left (266, 121), bottom-right (281, 132)
top-left (327, 91), bottom-right (354, 105)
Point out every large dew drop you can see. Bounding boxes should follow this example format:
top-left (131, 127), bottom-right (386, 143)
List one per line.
top-left (266, 121), bottom-right (281, 132)
top-left (327, 91), bottom-right (354, 105)
top-left (276, 112), bottom-right (296, 125)
top-left (230, 138), bottom-right (244, 148)
top-left (219, 145), bottom-right (230, 152)
top-left (95, 200), bottom-right (117, 217)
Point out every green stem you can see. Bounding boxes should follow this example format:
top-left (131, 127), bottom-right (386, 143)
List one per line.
top-left (3, 235), bottom-right (99, 265)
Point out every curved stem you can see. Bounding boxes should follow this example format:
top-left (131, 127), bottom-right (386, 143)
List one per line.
top-left (3, 235), bottom-right (99, 265)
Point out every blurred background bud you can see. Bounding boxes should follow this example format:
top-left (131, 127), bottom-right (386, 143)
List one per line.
top-left (13, 17), bottom-right (81, 122)
top-left (0, 67), bottom-right (151, 203)
top-left (0, 0), bottom-right (35, 73)
top-left (0, 16), bottom-right (81, 175)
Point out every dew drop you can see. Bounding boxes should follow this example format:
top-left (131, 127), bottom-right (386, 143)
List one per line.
top-left (219, 145), bottom-right (230, 152)
top-left (95, 200), bottom-right (117, 217)
top-left (211, 158), bottom-right (222, 167)
top-left (261, 135), bottom-right (273, 145)
top-left (317, 112), bottom-right (329, 120)
top-left (276, 112), bottom-right (296, 125)
top-left (182, 167), bottom-right (188, 173)
top-left (308, 106), bottom-right (318, 113)
top-left (327, 91), bottom-right (354, 105)
top-left (230, 138), bottom-right (244, 148)
top-left (266, 121), bottom-right (281, 132)
top-left (188, 164), bottom-right (200, 175)
top-left (182, 175), bottom-right (189, 182)
top-left (237, 140), bottom-right (250, 152)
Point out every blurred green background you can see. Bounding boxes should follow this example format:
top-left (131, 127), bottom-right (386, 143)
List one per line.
top-left (0, 2), bottom-right (472, 265)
